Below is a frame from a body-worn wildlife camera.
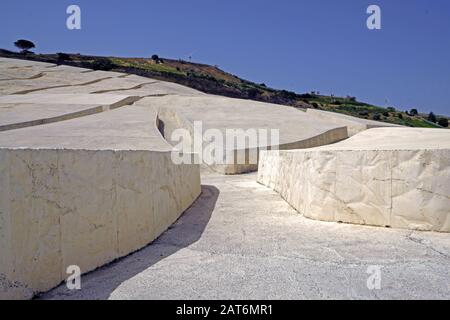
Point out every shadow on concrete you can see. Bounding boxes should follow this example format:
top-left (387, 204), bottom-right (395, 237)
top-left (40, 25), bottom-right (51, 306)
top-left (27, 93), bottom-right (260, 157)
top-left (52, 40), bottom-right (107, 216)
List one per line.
top-left (36, 184), bottom-right (219, 300)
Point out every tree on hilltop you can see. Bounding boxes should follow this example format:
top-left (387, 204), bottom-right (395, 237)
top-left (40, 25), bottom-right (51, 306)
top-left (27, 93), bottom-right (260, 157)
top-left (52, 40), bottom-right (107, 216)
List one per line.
top-left (14, 39), bottom-right (35, 53)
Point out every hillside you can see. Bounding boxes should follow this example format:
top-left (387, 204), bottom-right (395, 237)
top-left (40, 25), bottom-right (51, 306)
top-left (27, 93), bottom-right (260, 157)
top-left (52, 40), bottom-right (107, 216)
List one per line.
top-left (0, 48), bottom-right (447, 129)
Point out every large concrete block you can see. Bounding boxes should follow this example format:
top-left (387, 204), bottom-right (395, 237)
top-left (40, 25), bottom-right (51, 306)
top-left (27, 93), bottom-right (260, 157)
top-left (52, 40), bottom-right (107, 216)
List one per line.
top-left (150, 96), bottom-right (348, 174)
top-left (0, 149), bottom-right (200, 299)
top-left (0, 58), bottom-right (203, 299)
top-left (258, 128), bottom-right (450, 232)
top-left (391, 150), bottom-right (450, 231)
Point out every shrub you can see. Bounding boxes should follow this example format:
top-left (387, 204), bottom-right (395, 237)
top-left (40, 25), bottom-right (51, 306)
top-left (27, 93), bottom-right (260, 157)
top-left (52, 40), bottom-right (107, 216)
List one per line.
top-left (373, 113), bottom-right (381, 121)
top-left (151, 54), bottom-right (163, 63)
top-left (92, 58), bottom-right (114, 71)
top-left (279, 90), bottom-right (297, 99)
top-left (247, 88), bottom-right (261, 99)
top-left (299, 94), bottom-right (313, 99)
top-left (387, 107), bottom-right (396, 112)
top-left (382, 111), bottom-right (389, 117)
top-left (358, 110), bottom-right (369, 117)
top-left (57, 52), bottom-right (71, 63)
top-left (438, 118), bottom-right (449, 127)
top-left (428, 112), bottom-right (437, 123)
top-left (311, 102), bottom-right (319, 108)
top-left (397, 113), bottom-right (403, 119)
top-left (409, 108), bottom-right (418, 116)
top-left (14, 39), bottom-right (35, 53)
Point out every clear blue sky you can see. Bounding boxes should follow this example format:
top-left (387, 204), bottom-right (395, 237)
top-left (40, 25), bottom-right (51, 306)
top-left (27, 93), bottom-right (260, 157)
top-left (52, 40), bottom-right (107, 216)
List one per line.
top-left (1, 0), bottom-right (450, 115)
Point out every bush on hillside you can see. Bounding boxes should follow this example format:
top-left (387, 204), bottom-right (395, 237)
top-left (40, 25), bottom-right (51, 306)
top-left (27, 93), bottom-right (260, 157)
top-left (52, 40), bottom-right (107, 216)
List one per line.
top-left (428, 112), bottom-right (437, 123)
top-left (438, 118), bottom-right (449, 127)
top-left (247, 88), bottom-right (261, 99)
top-left (57, 52), bottom-right (71, 63)
top-left (358, 110), bottom-right (369, 117)
top-left (92, 58), bottom-right (114, 71)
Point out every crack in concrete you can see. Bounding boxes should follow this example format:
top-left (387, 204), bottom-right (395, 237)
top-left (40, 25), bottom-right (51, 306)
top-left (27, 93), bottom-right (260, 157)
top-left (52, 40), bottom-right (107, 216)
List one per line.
top-left (91, 81), bottom-right (158, 94)
top-left (13, 76), bottom-right (115, 95)
top-left (406, 232), bottom-right (450, 259)
top-left (0, 72), bottom-right (45, 81)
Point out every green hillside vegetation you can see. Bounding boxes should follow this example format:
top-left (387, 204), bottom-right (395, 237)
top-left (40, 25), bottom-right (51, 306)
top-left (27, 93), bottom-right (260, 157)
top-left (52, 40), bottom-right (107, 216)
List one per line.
top-left (1, 47), bottom-right (448, 129)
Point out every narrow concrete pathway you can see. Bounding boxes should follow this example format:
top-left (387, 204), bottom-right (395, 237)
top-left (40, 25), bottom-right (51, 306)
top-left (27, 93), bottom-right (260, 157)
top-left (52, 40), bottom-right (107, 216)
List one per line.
top-left (40, 168), bottom-right (450, 299)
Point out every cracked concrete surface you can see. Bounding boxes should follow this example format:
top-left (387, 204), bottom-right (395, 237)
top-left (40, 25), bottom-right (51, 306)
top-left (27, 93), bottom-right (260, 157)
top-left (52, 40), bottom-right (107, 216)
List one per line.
top-left (0, 94), bottom-right (141, 131)
top-left (0, 57), bottom-right (203, 97)
top-left (146, 95), bottom-right (348, 174)
top-left (39, 167), bottom-right (450, 300)
top-left (1, 57), bottom-right (448, 300)
top-left (258, 128), bottom-right (450, 232)
top-left (0, 58), bottom-right (204, 299)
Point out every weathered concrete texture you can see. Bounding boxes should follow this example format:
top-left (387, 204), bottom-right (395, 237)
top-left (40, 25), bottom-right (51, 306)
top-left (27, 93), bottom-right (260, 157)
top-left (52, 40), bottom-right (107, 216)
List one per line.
top-left (0, 94), bottom-right (140, 131)
top-left (0, 149), bottom-right (200, 300)
top-left (0, 69), bottom-right (125, 96)
top-left (307, 108), bottom-right (401, 136)
top-left (34, 74), bottom-right (158, 94)
top-left (37, 76), bottom-right (205, 97)
top-left (0, 57), bottom-right (204, 97)
top-left (2, 56), bottom-right (448, 301)
top-left (0, 103), bottom-right (201, 299)
top-left (39, 169), bottom-right (450, 300)
top-left (258, 128), bottom-right (450, 232)
top-left (0, 58), bottom-right (202, 299)
top-left (144, 95), bottom-right (348, 174)
top-left (0, 57), bottom-right (58, 72)
top-left (0, 102), bottom-right (176, 151)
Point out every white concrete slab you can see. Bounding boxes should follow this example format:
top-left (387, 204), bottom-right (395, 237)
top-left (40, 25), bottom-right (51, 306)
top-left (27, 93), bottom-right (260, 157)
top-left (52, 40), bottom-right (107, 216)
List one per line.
top-left (0, 58), bottom-right (201, 299)
top-left (39, 169), bottom-right (450, 300)
top-left (141, 95), bottom-right (348, 173)
top-left (0, 94), bottom-right (141, 131)
top-left (258, 128), bottom-right (450, 232)
top-left (0, 103), bottom-right (172, 151)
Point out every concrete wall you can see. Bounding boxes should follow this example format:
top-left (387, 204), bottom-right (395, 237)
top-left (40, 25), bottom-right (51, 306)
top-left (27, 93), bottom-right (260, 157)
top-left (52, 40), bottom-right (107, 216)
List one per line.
top-left (156, 103), bottom-right (348, 175)
top-left (258, 148), bottom-right (450, 232)
top-left (0, 148), bottom-right (200, 299)
top-left (209, 127), bottom-right (348, 175)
